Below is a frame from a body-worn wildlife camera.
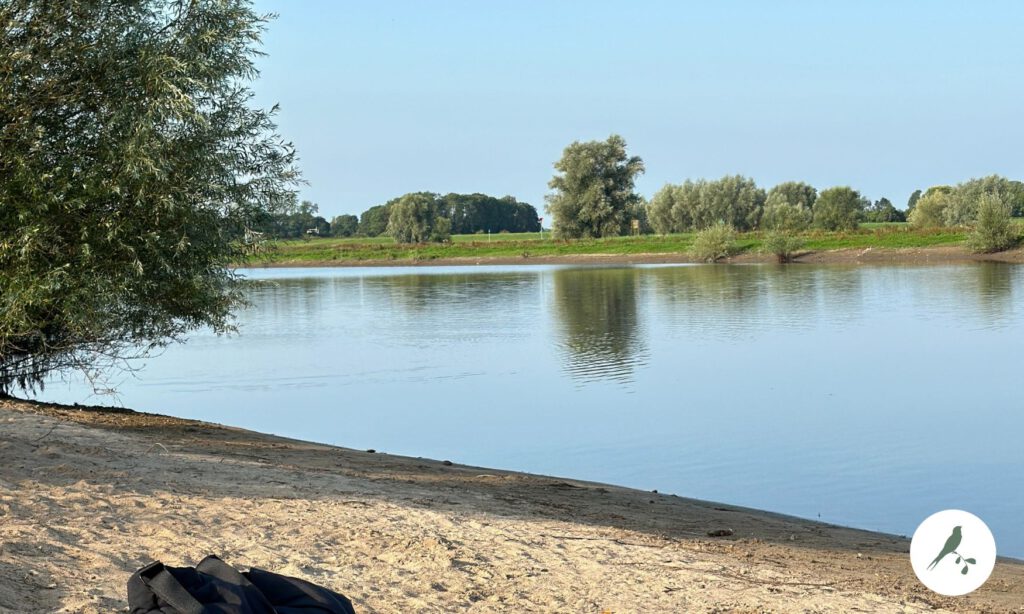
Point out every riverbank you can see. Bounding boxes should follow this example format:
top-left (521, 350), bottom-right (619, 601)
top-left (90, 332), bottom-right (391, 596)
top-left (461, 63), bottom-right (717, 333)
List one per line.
top-left (2, 398), bottom-right (1022, 613)
top-left (246, 244), bottom-right (1024, 269)
top-left (241, 227), bottom-right (1024, 268)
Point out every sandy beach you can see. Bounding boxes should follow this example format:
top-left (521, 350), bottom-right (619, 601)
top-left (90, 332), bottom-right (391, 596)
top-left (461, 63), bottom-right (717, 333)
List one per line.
top-left (1, 398), bottom-right (1022, 613)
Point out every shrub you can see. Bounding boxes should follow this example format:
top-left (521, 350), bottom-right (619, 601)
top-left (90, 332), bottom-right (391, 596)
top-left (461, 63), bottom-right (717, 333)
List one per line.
top-left (692, 222), bottom-right (737, 263)
top-left (967, 194), bottom-right (1017, 253)
top-left (761, 231), bottom-right (804, 263)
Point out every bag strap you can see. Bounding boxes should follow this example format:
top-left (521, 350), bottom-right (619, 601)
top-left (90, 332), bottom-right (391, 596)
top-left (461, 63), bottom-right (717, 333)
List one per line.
top-left (195, 555), bottom-right (257, 588)
top-left (195, 555), bottom-right (277, 612)
top-left (137, 562), bottom-right (206, 614)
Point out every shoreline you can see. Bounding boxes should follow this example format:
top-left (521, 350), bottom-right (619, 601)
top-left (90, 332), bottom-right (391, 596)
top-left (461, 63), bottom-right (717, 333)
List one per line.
top-left (242, 245), bottom-right (1024, 269)
top-left (3, 398), bottom-right (1023, 612)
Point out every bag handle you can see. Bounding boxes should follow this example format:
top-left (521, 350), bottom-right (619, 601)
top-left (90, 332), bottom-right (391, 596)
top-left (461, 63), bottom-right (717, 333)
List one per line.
top-left (137, 562), bottom-right (206, 614)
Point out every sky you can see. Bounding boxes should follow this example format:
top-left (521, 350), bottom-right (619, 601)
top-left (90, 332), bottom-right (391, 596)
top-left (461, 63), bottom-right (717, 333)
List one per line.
top-left (250, 1), bottom-right (1024, 219)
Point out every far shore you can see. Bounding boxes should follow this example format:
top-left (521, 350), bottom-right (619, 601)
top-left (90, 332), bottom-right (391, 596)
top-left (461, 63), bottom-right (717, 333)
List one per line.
top-left (242, 245), bottom-right (1024, 269)
top-left (2, 397), bottom-right (1023, 612)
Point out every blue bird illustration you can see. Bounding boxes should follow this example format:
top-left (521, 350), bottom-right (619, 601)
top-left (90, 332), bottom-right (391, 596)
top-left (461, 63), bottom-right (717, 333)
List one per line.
top-left (927, 526), bottom-right (963, 570)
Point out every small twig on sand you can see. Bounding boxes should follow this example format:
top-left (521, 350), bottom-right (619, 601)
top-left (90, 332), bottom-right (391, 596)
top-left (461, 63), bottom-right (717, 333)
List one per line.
top-left (32, 423), bottom-right (60, 443)
top-left (539, 534), bottom-right (671, 549)
top-left (144, 443), bottom-right (169, 455)
top-left (714, 568), bottom-right (837, 589)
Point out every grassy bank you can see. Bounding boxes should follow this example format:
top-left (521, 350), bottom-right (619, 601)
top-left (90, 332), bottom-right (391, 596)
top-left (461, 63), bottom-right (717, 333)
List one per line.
top-left (240, 224), bottom-right (979, 266)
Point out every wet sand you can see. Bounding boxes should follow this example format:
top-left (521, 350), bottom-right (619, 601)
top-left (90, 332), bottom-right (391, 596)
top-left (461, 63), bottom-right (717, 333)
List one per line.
top-left (2, 398), bottom-right (1022, 613)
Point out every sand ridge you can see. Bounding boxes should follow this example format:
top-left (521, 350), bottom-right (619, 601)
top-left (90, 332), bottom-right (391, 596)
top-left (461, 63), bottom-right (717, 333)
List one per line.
top-left (1, 398), bottom-right (1022, 613)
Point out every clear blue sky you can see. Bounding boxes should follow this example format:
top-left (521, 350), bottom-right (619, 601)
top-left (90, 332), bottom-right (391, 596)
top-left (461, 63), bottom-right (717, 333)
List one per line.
top-left (251, 1), bottom-right (1024, 219)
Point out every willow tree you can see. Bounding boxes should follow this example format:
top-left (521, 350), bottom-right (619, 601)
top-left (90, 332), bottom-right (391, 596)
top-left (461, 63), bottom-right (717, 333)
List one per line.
top-left (0, 1), bottom-right (300, 394)
top-left (812, 187), bottom-right (867, 231)
top-left (546, 135), bottom-right (644, 238)
top-left (762, 181), bottom-right (815, 231)
top-left (386, 192), bottom-right (450, 244)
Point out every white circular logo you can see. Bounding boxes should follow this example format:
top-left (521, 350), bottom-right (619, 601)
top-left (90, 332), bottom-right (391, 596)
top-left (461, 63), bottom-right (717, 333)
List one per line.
top-left (910, 509), bottom-right (996, 596)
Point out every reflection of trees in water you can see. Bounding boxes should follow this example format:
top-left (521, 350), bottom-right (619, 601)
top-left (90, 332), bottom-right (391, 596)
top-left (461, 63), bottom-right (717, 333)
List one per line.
top-left (373, 272), bottom-right (537, 313)
top-left (972, 263), bottom-right (1014, 325)
top-left (938, 263), bottom-right (1016, 327)
top-left (903, 263), bottom-right (1018, 329)
top-left (806, 266), bottom-right (865, 328)
top-left (647, 265), bottom-right (853, 339)
top-left (367, 272), bottom-right (541, 344)
top-left (552, 268), bottom-right (647, 384)
top-left (244, 277), bottom-right (329, 333)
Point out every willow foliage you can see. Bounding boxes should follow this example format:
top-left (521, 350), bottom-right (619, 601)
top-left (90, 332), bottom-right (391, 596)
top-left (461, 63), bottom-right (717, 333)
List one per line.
top-left (0, 1), bottom-right (300, 393)
top-left (546, 135), bottom-right (644, 239)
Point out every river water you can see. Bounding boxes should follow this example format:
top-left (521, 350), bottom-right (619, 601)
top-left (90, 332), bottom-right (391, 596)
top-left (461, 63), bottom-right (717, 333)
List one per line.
top-left (36, 263), bottom-right (1024, 556)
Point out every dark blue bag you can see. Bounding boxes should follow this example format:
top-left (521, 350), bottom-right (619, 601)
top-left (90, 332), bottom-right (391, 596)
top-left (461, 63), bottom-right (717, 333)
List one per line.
top-left (127, 555), bottom-right (356, 614)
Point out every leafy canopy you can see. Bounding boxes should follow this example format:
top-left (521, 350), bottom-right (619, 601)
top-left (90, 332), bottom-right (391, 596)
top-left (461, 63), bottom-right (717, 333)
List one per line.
top-left (546, 135), bottom-right (644, 239)
top-left (0, 1), bottom-right (299, 394)
top-left (386, 193), bottom-right (451, 244)
top-left (647, 176), bottom-right (765, 233)
top-left (967, 194), bottom-right (1018, 253)
top-left (812, 187), bottom-right (867, 231)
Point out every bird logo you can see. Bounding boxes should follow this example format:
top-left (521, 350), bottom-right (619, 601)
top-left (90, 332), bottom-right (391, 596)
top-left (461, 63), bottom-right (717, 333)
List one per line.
top-left (927, 526), bottom-right (961, 570)
top-left (928, 526), bottom-right (977, 574)
top-left (910, 510), bottom-right (995, 595)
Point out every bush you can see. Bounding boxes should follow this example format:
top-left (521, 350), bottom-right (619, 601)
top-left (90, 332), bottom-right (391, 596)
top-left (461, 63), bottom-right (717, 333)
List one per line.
top-left (761, 231), bottom-right (804, 263)
top-left (967, 194), bottom-right (1017, 253)
top-left (692, 222), bottom-right (737, 263)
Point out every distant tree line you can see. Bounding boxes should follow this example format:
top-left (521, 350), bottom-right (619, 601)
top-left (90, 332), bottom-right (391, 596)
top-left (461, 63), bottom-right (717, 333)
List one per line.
top-left (260, 136), bottom-right (1020, 248)
top-left (544, 135), bottom-right (1024, 241)
top-left (254, 193), bottom-right (540, 241)
top-left (253, 200), bottom-right (330, 239)
top-left (360, 192), bottom-right (541, 239)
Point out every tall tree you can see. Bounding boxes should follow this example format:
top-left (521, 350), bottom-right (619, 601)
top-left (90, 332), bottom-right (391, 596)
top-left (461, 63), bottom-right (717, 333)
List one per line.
top-left (330, 214), bottom-right (359, 237)
top-left (358, 203), bottom-right (391, 237)
top-left (908, 186), bottom-right (954, 228)
top-left (765, 181), bottom-right (817, 210)
top-left (386, 193), bottom-right (450, 243)
top-left (1, 1), bottom-right (299, 394)
top-left (907, 189), bottom-right (923, 213)
top-left (812, 187), bottom-right (867, 231)
top-left (762, 181), bottom-right (816, 230)
top-left (864, 197), bottom-right (905, 223)
top-left (697, 175), bottom-right (766, 231)
top-left (546, 135), bottom-right (645, 238)
top-left (647, 184), bottom-right (680, 235)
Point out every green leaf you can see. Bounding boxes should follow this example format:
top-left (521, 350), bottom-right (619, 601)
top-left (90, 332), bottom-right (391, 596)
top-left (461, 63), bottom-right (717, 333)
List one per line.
top-left (965, 558), bottom-right (976, 564)
top-left (962, 566), bottom-right (969, 575)
top-left (955, 556), bottom-right (961, 564)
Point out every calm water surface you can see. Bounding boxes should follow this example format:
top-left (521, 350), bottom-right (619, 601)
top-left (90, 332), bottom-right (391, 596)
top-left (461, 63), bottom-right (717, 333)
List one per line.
top-left (37, 263), bottom-right (1024, 556)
